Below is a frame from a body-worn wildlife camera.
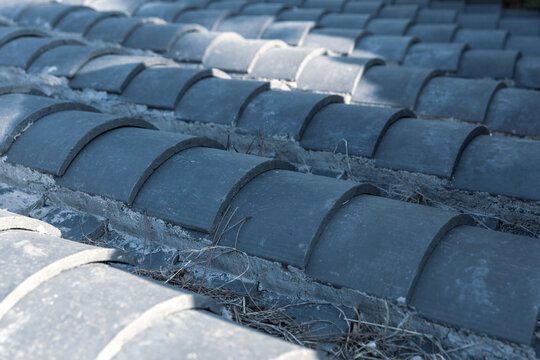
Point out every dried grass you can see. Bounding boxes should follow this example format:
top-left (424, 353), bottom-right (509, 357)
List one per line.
top-left (133, 242), bottom-right (463, 360)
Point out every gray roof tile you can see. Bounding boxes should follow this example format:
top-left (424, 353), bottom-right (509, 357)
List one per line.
top-left (133, 147), bottom-right (293, 233)
top-left (406, 24), bottom-right (459, 42)
top-left (415, 76), bottom-right (503, 122)
top-left (69, 54), bottom-right (173, 93)
top-left (0, 36), bottom-right (84, 69)
top-left (307, 195), bottom-right (472, 300)
top-left (303, 27), bottom-right (368, 54)
top-left (86, 16), bottom-right (165, 43)
top-left (366, 18), bottom-right (412, 35)
top-left (343, 1), bottom-right (384, 16)
top-left (411, 225), bottom-right (540, 344)
top-left (7, 110), bottom-right (153, 176)
top-left (374, 117), bottom-right (488, 177)
top-left (303, 0), bottom-right (346, 12)
top-left (203, 38), bottom-right (286, 73)
top-left (215, 15), bottom-right (275, 39)
top-left (415, 8), bottom-right (459, 24)
top-left (318, 13), bottom-right (372, 29)
top-left (218, 169), bottom-right (376, 267)
top-left (485, 87), bottom-right (540, 137)
top-left (57, 127), bottom-right (222, 204)
top-left (453, 135), bottom-right (540, 200)
top-left (237, 89), bottom-right (343, 139)
top-left (174, 9), bottom-right (230, 30)
top-left (378, 4), bottom-right (420, 19)
top-left (515, 56), bottom-right (540, 88)
top-left (353, 65), bottom-right (437, 108)
top-left (120, 66), bottom-right (225, 110)
top-left (354, 35), bottom-right (417, 62)
top-left (28, 44), bottom-right (124, 78)
top-left (168, 31), bottom-right (242, 63)
top-left (241, 3), bottom-right (290, 16)
top-left (54, 9), bottom-right (122, 35)
top-left (17, 3), bottom-right (89, 28)
top-left (0, 94), bottom-right (97, 154)
top-left (176, 77), bottom-right (268, 125)
top-left (123, 22), bottom-right (205, 53)
top-left (134, 1), bottom-right (198, 22)
top-left (297, 55), bottom-right (383, 93)
top-left (457, 13), bottom-right (500, 28)
top-left (0, 209), bottom-right (60, 236)
top-left (505, 35), bottom-right (540, 56)
top-left (499, 17), bottom-right (540, 35)
top-left (403, 42), bottom-right (468, 71)
top-left (277, 8), bottom-right (328, 22)
top-left (0, 229), bottom-right (132, 321)
top-left (251, 46), bottom-right (324, 80)
top-left (261, 20), bottom-right (314, 46)
top-left (300, 104), bottom-right (412, 157)
top-left (453, 28), bottom-right (508, 49)
top-left (458, 49), bottom-right (520, 79)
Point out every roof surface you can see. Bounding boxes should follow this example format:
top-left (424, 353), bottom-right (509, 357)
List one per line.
top-left (0, 0), bottom-right (538, 358)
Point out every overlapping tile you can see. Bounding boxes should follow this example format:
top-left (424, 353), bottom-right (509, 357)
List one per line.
top-left (410, 225), bottom-right (540, 344)
top-left (6, 110), bottom-right (154, 176)
top-left (300, 104), bottom-right (413, 157)
top-left (403, 42), bottom-right (468, 71)
top-left (453, 135), bottom-right (540, 200)
top-left (174, 9), bottom-right (230, 30)
top-left (0, 35), bottom-right (536, 350)
top-left (69, 54), bottom-right (173, 93)
top-left (0, 209), bottom-right (60, 236)
top-left (123, 22), bottom-right (205, 53)
top-left (57, 127), bottom-right (222, 204)
top-left (303, 27), bottom-right (367, 54)
top-left (457, 49), bottom-right (520, 79)
top-left (55, 8), bottom-right (122, 35)
top-left (119, 65), bottom-right (226, 110)
top-left (297, 55), bottom-right (383, 93)
top-left (0, 36), bottom-right (84, 69)
top-left (406, 24), bottom-right (458, 42)
top-left (485, 87), bottom-right (540, 137)
top-left (16, 3), bottom-right (89, 28)
top-left (168, 31), bottom-right (242, 62)
top-left (218, 169), bottom-right (375, 267)
top-left (415, 76), bottom-right (503, 122)
top-left (176, 77), bottom-right (269, 125)
top-left (353, 65), bottom-right (437, 108)
top-left (28, 44), bottom-right (124, 78)
top-left (306, 195), bottom-right (472, 300)
top-left (237, 89), bottom-right (343, 139)
top-left (261, 20), bottom-right (314, 45)
top-left (353, 35), bottom-right (417, 62)
top-left (134, 1), bottom-right (197, 22)
top-left (215, 14), bottom-right (274, 38)
top-left (250, 46), bottom-right (324, 80)
top-left (0, 94), bottom-right (97, 154)
top-left (374, 117), bottom-right (488, 177)
top-left (133, 147), bottom-right (294, 233)
top-left (203, 38), bottom-right (286, 73)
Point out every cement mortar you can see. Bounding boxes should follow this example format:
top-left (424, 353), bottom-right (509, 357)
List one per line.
top-left (0, 159), bottom-right (535, 359)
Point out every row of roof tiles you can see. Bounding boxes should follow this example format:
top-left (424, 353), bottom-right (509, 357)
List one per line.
top-left (8, 2), bottom-right (540, 90)
top-left (72, 0), bottom-right (538, 20)
top-left (1, 21), bottom-right (539, 138)
top-left (59, 0), bottom-right (540, 37)
top-left (0, 26), bottom-right (538, 199)
top-left (0, 209), bottom-right (320, 359)
top-left (138, 0), bottom-right (540, 36)
top-left (0, 1), bottom-right (536, 57)
top-left (0, 87), bottom-right (539, 347)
